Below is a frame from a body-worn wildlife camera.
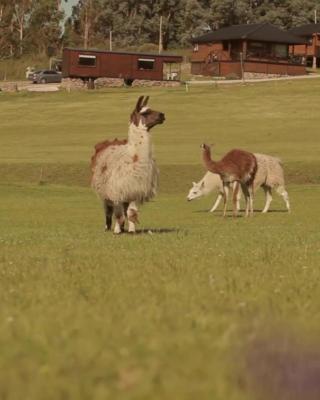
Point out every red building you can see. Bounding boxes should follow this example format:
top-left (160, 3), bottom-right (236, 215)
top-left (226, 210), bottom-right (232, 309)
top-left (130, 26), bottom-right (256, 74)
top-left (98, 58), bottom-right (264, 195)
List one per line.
top-left (289, 23), bottom-right (320, 68)
top-left (62, 48), bottom-right (183, 84)
top-left (191, 23), bottom-right (307, 78)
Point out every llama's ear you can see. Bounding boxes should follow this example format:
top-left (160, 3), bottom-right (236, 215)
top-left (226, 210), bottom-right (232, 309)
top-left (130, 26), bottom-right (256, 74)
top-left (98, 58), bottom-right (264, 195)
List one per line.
top-left (142, 96), bottom-right (149, 107)
top-left (135, 96), bottom-right (144, 112)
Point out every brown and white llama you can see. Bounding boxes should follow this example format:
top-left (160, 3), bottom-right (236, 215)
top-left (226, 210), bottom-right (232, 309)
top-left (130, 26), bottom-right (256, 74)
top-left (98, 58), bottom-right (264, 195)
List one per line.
top-left (201, 144), bottom-right (257, 217)
top-left (91, 96), bottom-right (165, 234)
top-left (187, 153), bottom-right (290, 213)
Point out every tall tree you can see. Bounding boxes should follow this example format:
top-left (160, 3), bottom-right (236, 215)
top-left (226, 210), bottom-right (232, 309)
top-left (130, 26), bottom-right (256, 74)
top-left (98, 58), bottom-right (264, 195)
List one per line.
top-left (66, 0), bottom-right (104, 48)
top-left (0, 1), bottom-right (15, 57)
top-left (13, 0), bottom-right (32, 55)
top-left (27, 0), bottom-right (64, 55)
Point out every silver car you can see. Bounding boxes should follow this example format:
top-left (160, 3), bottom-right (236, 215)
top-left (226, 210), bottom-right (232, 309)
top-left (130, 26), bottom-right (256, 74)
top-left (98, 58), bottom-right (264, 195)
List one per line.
top-left (29, 70), bottom-right (62, 84)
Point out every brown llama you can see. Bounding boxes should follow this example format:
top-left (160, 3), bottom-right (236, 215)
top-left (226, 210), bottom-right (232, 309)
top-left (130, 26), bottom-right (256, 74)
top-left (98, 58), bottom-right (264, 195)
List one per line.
top-left (201, 144), bottom-right (257, 217)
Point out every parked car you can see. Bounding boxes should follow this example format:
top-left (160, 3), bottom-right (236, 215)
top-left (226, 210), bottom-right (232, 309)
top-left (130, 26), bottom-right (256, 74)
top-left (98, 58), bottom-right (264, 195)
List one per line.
top-left (29, 70), bottom-right (62, 84)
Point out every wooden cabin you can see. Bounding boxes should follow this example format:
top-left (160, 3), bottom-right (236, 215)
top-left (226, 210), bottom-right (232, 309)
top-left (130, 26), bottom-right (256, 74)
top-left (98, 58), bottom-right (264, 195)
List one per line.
top-left (62, 48), bottom-right (183, 83)
top-left (289, 23), bottom-right (320, 68)
top-left (191, 23), bottom-right (307, 78)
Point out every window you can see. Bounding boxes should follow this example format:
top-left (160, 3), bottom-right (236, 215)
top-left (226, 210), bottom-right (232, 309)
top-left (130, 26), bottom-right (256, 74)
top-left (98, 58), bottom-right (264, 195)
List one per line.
top-left (137, 58), bottom-right (154, 70)
top-left (78, 55), bottom-right (96, 66)
top-left (248, 41), bottom-right (270, 58)
top-left (273, 44), bottom-right (288, 58)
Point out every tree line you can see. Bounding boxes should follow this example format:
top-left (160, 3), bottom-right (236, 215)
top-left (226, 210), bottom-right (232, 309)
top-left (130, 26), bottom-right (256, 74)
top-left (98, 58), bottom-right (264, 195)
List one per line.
top-left (1, 0), bottom-right (320, 59)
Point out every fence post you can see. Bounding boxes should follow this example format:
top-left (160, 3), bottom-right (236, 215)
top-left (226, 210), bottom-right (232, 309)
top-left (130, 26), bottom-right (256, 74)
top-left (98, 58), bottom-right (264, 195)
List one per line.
top-left (240, 52), bottom-right (245, 82)
top-left (87, 78), bottom-right (95, 90)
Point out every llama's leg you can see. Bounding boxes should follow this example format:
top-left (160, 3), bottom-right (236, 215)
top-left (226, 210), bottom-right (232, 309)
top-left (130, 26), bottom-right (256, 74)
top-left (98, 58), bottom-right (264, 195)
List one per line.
top-left (235, 182), bottom-right (242, 211)
top-left (122, 202), bottom-right (129, 232)
top-left (103, 200), bottom-right (113, 231)
top-left (113, 203), bottom-right (125, 234)
top-left (232, 182), bottom-right (240, 216)
top-left (241, 183), bottom-right (250, 217)
top-left (262, 185), bottom-right (273, 213)
top-left (127, 201), bottom-right (139, 233)
top-left (276, 185), bottom-right (291, 212)
top-left (222, 184), bottom-right (229, 217)
top-left (209, 193), bottom-right (223, 213)
top-left (248, 185), bottom-right (254, 216)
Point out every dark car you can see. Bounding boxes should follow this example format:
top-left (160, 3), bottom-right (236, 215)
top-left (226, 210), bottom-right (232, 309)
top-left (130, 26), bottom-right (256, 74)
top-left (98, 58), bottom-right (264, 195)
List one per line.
top-left (29, 70), bottom-right (62, 84)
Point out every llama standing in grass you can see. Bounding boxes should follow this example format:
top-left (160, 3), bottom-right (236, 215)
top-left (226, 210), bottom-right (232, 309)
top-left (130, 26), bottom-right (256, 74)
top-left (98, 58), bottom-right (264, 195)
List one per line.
top-left (187, 175), bottom-right (241, 212)
top-left (91, 96), bottom-right (165, 234)
top-left (201, 144), bottom-right (257, 217)
top-left (252, 153), bottom-right (290, 212)
top-left (187, 153), bottom-right (290, 213)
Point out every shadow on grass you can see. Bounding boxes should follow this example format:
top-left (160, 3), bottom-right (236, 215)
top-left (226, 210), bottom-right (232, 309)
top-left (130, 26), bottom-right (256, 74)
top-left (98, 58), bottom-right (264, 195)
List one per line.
top-left (135, 228), bottom-right (183, 235)
top-left (193, 209), bottom-right (289, 214)
top-left (106, 228), bottom-right (184, 235)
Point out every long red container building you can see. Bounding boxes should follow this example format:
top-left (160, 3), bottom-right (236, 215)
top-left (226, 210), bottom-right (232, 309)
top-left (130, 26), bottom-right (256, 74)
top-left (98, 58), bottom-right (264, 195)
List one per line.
top-left (62, 48), bottom-right (183, 83)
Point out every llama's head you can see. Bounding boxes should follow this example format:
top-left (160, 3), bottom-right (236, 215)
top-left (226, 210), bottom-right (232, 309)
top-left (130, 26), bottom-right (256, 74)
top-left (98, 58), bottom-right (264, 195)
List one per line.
top-left (201, 143), bottom-right (211, 152)
top-left (187, 180), bottom-right (206, 201)
top-left (130, 96), bottom-right (165, 130)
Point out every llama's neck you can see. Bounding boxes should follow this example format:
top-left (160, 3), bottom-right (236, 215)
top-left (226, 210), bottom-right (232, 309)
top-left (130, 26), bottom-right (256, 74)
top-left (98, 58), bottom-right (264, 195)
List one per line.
top-left (128, 122), bottom-right (152, 161)
top-left (202, 147), bottom-right (221, 174)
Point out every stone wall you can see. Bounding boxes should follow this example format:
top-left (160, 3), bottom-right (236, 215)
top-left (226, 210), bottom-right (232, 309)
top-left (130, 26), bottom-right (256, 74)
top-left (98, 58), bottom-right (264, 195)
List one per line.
top-left (61, 77), bottom-right (181, 90)
top-left (243, 72), bottom-right (285, 80)
top-left (132, 79), bottom-right (181, 87)
top-left (94, 77), bottom-right (124, 88)
top-left (61, 78), bottom-right (87, 91)
top-left (0, 82), bottom-right (19, 92)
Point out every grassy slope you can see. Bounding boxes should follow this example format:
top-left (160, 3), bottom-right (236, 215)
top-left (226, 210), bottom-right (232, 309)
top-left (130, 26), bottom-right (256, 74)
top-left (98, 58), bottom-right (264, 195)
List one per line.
top-left (0, 81), bottom-right (320, 400)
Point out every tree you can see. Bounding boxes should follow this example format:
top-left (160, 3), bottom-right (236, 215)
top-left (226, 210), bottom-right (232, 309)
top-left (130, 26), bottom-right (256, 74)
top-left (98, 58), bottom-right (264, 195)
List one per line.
top-left (65, 0), bottom-right (105, 48)
top-left (0, 1), bottom-right (15, 57)
top-left (12, 0), bottom-right (32, 55)
top-left (27, 0), bottom-right (64, 55)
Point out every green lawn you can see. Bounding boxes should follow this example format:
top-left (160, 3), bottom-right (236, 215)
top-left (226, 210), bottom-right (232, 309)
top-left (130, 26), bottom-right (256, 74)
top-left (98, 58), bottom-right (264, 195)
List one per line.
top-left (1, 81), bottom-right (320, 400)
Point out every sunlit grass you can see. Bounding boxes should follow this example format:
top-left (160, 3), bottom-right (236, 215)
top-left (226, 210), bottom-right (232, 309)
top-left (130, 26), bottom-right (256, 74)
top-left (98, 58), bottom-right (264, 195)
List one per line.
top-left (0, 80), bottom-right (320, 399)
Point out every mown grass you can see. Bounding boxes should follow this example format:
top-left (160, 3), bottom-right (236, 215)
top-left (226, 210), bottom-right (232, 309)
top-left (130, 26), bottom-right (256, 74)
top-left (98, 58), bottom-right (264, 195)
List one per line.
top-left (1, 81), bottom-right (320, 400)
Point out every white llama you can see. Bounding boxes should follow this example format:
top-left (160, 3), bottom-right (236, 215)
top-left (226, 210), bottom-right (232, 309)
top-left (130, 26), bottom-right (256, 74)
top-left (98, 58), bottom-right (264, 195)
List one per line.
top-left (187, 153), bottom-right (290, 213)
top-left (91, 96), bottom-right (165, 234)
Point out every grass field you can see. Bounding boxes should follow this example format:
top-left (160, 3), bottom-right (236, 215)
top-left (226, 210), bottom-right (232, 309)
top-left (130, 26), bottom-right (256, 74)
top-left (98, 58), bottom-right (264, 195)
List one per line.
top-left (1, 81), bottom-right (320, 400)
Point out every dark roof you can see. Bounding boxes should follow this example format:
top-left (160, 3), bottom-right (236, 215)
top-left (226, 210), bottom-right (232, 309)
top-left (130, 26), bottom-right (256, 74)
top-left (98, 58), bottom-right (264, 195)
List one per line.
top-left (63, 47), bottom-right (183, 61)
top-left (192, 23), bottom-right (306, 45)
top-left (289, 23), bottom-right (320, 37)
